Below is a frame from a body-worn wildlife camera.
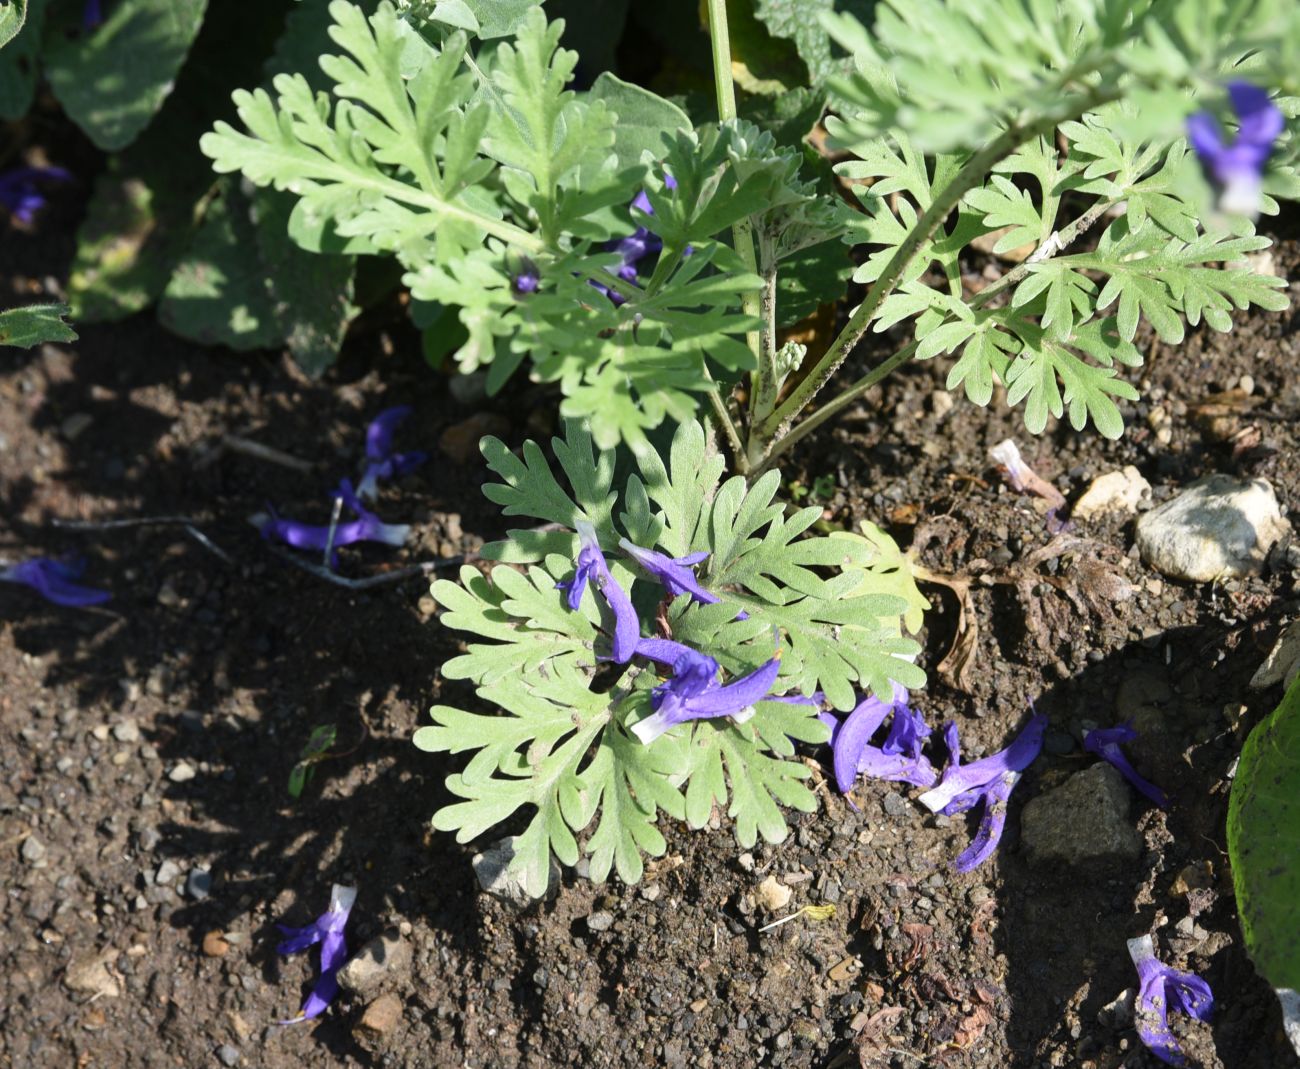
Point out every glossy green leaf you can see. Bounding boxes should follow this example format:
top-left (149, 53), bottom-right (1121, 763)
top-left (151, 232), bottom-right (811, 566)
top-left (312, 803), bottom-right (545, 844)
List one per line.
top-left (1229, 675), bottom-right (1300, 1004)
top-left (44, 0), bottom-right (209, 151)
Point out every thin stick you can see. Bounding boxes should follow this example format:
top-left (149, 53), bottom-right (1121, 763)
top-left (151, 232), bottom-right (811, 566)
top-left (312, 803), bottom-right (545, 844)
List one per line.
top-left (220, 435), bottom-right (315, 474)
top-left (265, 544), bottom-right (467, 590)
top-left (50, 515), bottom-right (234, 564)
top-left (322, 493), bottom-right (344, 569)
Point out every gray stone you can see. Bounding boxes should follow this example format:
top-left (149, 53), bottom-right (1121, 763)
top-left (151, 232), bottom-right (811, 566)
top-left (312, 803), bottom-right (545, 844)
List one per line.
top-left (586, 910), bottom-right (615, 933)
top-left (471, 835), bottom-right (560, 907)
top-left (155, 859), bottom-right (181, 885)
top-left (336, 931), bottom-right (411, 996)
top-left (112, 720), bottom-right (140, 743)
top-left (1021, 764), bottom-right (1142, 865)
top-left (1135, 475), bottom-right (1290, 582)
top-left (21, 835), bottom-right (46, 864)
top-left (216, 1044), bottom-right (241, 1067)
top-left (185, 868), bottom-right (212, 900)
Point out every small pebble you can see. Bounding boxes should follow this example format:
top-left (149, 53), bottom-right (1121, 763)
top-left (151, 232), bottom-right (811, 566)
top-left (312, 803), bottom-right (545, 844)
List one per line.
top-left (155, 860), bottom-right (181, 885)
top-left (586, 911), bottom-right (615, 933)
top-left (112, 720), bottom-right (140, 744)
top-left (202, 931), bottom-right (230, 957)
top-left (21, 835), bottom-right (46, 864)
top-left (169, 762), bottom-right (196, 783)
top-left (217, 1044), bottom-right (241, 1067)
top-left (186, 869), bottom-right (213, 900)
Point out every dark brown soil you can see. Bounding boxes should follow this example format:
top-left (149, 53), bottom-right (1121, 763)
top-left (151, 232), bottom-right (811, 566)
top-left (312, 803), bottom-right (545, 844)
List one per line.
top-left (4, 155), bottom-right (1300, 1069)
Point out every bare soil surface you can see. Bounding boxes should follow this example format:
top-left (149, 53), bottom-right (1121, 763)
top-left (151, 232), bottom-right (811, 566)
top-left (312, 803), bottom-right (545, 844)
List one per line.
top-left (3, 149), bottom-right (1300, 1069)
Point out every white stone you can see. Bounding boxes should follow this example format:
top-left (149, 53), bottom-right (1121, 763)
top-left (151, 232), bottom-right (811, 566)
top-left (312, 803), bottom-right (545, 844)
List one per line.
top-left (1250, 620), bottom-right (1300, 691)
top-left (756, 875), bottom-right (792, 912)
top-left (1072, 466), bottom-right (1151, 521)
top-left (1134, 475), bottom-right (1290, 582)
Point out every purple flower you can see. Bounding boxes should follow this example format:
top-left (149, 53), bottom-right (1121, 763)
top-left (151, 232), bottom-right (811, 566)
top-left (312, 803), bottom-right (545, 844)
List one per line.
top-left (356, 406), bottom-right (427, 501)
top-left (557, 521), bottom-right (639, 663)
top-left (1187, 82), bottom-right (1284, 217)
top-left (83, 0), bottom-right (103, 28)
top-left (0, 166), bottom-right (73, 226)
top-left (618, 538), bottom-right (719, 605)
top-left (276, 884), bottom-right (356, 1024)
top-left (588, 173), bottom-right (680, 306)
top-left (1127, 934), bottom-right (1214, 1066)
top-left (918, 711), bottom-right (1046, 872)
top-left (827, 683), bottom-right (937, 793)
top-left (512, 269), bottom-right (540, 296)
top-left (1084, 723), bottom-right (1168, 808)
top-left (258, 479), bottom-right (409, 566)
top-left (631, 637), bottom-right (780, 744)
top-left (0, 557), bottom-right (110, 607)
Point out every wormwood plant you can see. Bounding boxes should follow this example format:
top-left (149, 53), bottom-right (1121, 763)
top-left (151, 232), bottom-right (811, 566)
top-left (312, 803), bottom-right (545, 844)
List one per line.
top-left (201, 0), bottom-right (1299, 893)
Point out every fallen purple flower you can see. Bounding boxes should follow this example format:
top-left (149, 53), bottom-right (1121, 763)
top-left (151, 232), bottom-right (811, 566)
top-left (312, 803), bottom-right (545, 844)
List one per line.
top-left (1188, 81), bottom-right (1284, 217)
top-left (277, 883), bottom-right (357, 1024)
top-left (1127, 934), bottom-right (1214, 1066)
top-left (631, 638), bottom-right (780, 744)
top-left (257, 479), bottom-right (409, 567)
top-left (0, 166), bottom-right (73, 226)
top-left (618, 538), bottom-right (719, 605)
top-left (356, 406), bottom-right (427, 501)
top-left (918, 711), bottom-right (1046, 872)
top-left (557, 521), bottom-right (638, 662)
top-left (1085, 723), bottom-right (1168, 808)
top-left (0, 557), bottom-right (110, 607)
top-left (828, 683), bottom-right (936, 793)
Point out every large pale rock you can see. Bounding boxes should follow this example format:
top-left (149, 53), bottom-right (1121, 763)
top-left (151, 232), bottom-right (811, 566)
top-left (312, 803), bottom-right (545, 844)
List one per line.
top-left (1021, 764), bottom-right (1141, 865)
top-left (1135, 475), bottom-right (1290, 582)
top-left (336, 931), bottom-right (411, 995)
top-left (1250, 620), bottom-right (1300, 691)
top-left (1072, 466), bottom-right (1151, 521)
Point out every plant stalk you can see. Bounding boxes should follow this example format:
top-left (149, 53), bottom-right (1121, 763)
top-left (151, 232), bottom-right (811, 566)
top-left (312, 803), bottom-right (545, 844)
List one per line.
top-left (705, 0), bottom-right (764, 381)
top-left (752, 342), bottom-right (917, 476)
top-left (750, 93), bottom-right (1115, 469)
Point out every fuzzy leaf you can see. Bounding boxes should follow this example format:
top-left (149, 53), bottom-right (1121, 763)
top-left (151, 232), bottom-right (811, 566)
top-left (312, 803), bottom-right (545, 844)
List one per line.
top-left (0, 303), bottom-right (76, 347)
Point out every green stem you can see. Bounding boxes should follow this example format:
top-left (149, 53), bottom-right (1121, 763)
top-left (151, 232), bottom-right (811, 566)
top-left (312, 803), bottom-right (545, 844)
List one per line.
top-left (751, 94), bottom-right (1115, 467)
top-left (967, 195), bottom-right (1116, 310)
top-left (705, 0), bottom-right (764, 379)
top-left (747, 231), bottom-right (780, 433)
top-left (706, 380), bottom-right (749, 474)
top-left (751, 342), bottom-right (917, 477)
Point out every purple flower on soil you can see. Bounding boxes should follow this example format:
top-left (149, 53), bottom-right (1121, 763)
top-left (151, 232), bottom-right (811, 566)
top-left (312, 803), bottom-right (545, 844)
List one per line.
top-left (258, 480), bottom-right (409, 567)
top-left (356, 406), bottom-right (427, 501)
top-left (1127, 934), bottom-right (1214, 1066)
top-left (1188, 82), bottom-right (1284, 217)
top-left (827, 683), bottom-right (937, 794)
top-left (918, 711), bottom-right (1046, 872)
top-left (0, 557), bottom-right (111, 607)
top-left (631, 637), bottom-right (780, 744)
top-left (617, 538), bottom-right (719, 606)
top-left (557, 521), bottom-right (639, 662)
top-left (276, 884), bottom-right (357, 1024)
top-left (0, 166), bottom-right (73, 226)
top-left (1084, 723), bottom-right (1168, 808)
